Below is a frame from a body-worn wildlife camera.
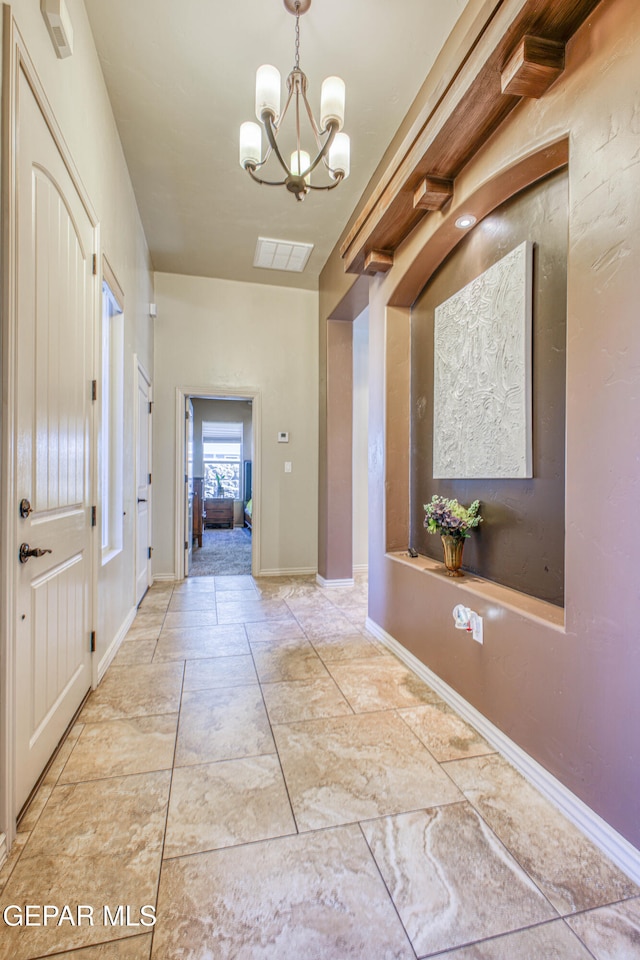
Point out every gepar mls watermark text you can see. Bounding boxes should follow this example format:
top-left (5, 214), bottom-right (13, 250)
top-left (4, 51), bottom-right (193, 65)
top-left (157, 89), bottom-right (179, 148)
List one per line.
top-left (2, 904), bottom-right (157, 927)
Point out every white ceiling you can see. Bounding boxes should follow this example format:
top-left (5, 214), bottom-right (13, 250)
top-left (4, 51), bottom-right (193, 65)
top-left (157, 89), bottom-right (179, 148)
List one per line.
top-left (84, 0), bottom-right (470, 289)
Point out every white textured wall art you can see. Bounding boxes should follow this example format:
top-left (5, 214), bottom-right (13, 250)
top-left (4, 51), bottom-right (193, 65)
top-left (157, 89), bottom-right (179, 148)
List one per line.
top-left (433, 240), bottom-right (533, 479)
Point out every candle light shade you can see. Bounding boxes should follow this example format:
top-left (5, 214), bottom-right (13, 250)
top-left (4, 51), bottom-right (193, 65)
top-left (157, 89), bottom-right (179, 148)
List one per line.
top-left (239, 121), bottom-right (262, 168)
top-left (291, 149), bottom-right (311, 183)
top-left (255, 64), bottom-right (281, 121)
top-left (329, 132), bottom-right (350, 179)
top-left (320, 76), bottom-right (345, 130)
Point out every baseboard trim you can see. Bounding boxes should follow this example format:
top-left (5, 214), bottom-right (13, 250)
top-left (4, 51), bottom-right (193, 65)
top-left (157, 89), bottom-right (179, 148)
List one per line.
top-left (257, 567), bottom-right (317, 577)
top-left (366, 616), bottom-right (640, 885)
top-left (97, 606), bottom-right (137, 683)
top-left (316, 574), bottom-right (355, 588)
top-left (352, 564), bottom-right (368, 574)
top-left (0, 832), bottom-right (7, 871)
top-left (152, 574), bottom-right (176, 583)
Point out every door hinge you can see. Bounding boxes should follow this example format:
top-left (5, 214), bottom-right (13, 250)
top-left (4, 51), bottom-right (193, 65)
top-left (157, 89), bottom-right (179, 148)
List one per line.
top-left (148, 546), bottom-right (152, 559)
top-left (92, 254), bottom-right (97, 276)
top-left (148, 401), bottom-right (153, 414)
top-left (148, 472), bottom-right (152, 485)
top-left (91, 380), bottom-right (97, 402)
top-left (185, 474), bottom-right (188, 484)
top-left (184, 540), bottom-right (188, 551)
top-left (91, 505), bottom-right (97, 527)
top-left (90, 630), bottom-right (96, 653)
top-left (185, 410), bottom-right (189, 420)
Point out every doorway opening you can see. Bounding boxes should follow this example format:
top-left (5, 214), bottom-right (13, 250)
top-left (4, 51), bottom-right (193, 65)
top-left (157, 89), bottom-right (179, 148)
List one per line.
top-left (177, 390), bottom-right (259, 581)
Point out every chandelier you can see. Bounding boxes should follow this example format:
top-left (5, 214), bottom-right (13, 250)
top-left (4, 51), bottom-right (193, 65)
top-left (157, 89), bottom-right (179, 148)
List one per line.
top-left (239, 0), bottom-right (350, 202)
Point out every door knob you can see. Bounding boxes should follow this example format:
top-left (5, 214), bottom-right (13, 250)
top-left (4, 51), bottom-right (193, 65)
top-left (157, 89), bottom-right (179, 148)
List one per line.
top-left (19, 543), bottom-right (53, 564)
top-left (137, 498), bottom-right (148, 503)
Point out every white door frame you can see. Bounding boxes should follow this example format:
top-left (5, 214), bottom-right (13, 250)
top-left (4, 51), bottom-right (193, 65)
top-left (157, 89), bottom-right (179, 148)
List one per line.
top-left (0, 10), bottom-right (99, 847)
top-left (134, 356), bottom-right (153, 604)
top-left (174, 386), bottom-right (261, 580)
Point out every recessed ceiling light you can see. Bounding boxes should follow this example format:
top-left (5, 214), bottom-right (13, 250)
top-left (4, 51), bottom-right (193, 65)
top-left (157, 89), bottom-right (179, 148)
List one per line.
top-left (455, 214), bottom-right (477, 229)
top-left (253, 237), bottom-right (314, 272)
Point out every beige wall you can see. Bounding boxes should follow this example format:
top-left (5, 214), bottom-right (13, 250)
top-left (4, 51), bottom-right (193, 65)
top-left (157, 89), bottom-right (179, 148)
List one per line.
top-left (320, 0), bottom-right (640, 851)
top-left (1, 1), bottom-right (154, 665)
top-left (153, 272), bottom-right (318, 577)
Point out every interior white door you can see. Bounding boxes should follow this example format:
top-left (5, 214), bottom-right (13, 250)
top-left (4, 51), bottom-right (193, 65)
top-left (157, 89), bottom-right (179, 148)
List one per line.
top-left (185, 399), bottom-right (194, 575)
top-left (135, 366), bottom-right (152, 605)
top-left (15, 70), bottom-right (95, 809)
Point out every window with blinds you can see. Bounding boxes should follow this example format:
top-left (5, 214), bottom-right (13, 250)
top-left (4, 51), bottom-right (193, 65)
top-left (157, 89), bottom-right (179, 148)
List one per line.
top-left (202, 422), bottom-right (243, 499)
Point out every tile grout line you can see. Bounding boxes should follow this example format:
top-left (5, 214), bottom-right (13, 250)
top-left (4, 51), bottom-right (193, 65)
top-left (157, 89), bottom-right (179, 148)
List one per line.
top-left (30, 931), bottom-right (153, 960)
top-left (413, 917), bottom-right (594, 960)
top-left (559, 916), bottom-right (600, 960)
top-left (249, 612), bottom-right (301, 837)
top-left (150, 583), bottom-right (186, 960)
top-left (282, 599), bottom-right (360, 715)
top-left (356, 820), bottom-right (420, 960)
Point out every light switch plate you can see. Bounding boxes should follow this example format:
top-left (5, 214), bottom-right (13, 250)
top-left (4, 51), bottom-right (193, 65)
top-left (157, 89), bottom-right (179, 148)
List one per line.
top-left (278, 431), bottom-right (289, 443)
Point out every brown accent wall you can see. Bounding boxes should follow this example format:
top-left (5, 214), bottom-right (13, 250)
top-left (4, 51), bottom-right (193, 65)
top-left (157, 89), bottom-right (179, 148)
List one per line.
top-left (320, 0), bottom-right (640, 849)
top-left (411, 171), bottom-right (568, 605)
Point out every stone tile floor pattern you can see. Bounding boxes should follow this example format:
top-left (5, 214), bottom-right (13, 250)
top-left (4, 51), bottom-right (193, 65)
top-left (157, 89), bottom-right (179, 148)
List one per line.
top-left (1, 574), bottom-right (639, 959)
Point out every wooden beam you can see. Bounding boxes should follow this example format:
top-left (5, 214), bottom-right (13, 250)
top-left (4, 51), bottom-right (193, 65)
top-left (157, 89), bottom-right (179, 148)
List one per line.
top-left (339, 0), bottom-right (602, 276)
top-left (389, 138), bottom-right (569, 308)
top-left (413, 177), bottom-right (454, 211)
top-left (364, 250), bottom-right (394, 275)
top-left (501, 36), bottom-right (565, 98)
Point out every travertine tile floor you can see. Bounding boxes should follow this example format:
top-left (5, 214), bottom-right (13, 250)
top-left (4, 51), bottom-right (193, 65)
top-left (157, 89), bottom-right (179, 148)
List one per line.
top-left (1, 575), bottom-right (639, 959)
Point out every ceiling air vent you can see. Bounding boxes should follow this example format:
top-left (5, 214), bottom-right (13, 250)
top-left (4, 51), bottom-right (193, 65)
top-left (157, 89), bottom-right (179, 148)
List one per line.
top-left (41, 0), bottom-right (74, 59)
top-left (253, 237), bottom-right (314, 273)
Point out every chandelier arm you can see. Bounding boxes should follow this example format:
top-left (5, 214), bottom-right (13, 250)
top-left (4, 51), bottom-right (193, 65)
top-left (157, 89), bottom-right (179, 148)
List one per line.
top-left (301, 121), bottom-right (339, 178)
top-left (262, 111), bottom-right (293, 177)
top-left (301, 85), bottom-right (323, 141)
top-left (249, 143), bottom-right (274, 172)
top-left (305, 171), bottom-right (344, 191)
top-left (275, 82), bottom-right (295, 131)
top-left (245, 164), bottom-right (288, 187)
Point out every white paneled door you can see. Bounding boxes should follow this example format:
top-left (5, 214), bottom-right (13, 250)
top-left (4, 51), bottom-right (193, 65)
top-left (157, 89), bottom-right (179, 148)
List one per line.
top-left (135, 365), bottom-right (152, 605)
top-left (14, 67), bottom-right (95, 810)
top-left (185, 399), bottom-right (194, 575)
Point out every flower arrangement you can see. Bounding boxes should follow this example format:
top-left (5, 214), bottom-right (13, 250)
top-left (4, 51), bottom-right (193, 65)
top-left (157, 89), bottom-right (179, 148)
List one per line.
top-left (423, 495), bottom-right (482, 540)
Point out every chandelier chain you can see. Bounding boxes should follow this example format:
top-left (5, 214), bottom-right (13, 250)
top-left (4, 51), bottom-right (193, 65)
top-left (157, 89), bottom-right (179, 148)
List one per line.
top-left (294, 2), bottom-right (301, 70)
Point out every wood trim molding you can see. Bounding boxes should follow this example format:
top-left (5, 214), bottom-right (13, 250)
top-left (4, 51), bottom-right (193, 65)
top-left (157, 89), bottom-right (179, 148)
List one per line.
top-left (501, 36), bottom-right (565, 98)
top-left (388, 136), bottom-right (569, 308)
top-left (364, 250), bottom-right (394, 275)
top-left (413, 177), bottom-right (454, 212)
top-left (340, 0), bottom-right (602, 276)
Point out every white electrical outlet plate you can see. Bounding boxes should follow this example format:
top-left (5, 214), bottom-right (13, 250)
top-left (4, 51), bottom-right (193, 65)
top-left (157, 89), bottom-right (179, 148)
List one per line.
top-left (453, 605), bottom-right (483, 644)
top-left (284, 461), bottom-right (292, 473)
top-left (471, 614), bottom-right (483, 644)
